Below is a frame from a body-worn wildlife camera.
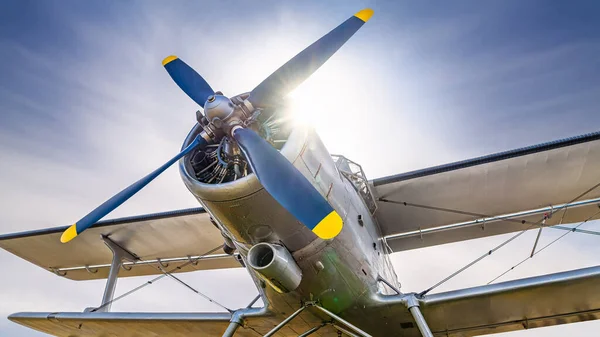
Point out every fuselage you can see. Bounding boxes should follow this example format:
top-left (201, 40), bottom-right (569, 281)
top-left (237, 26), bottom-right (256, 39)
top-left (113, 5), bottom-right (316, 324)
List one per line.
top-left (179, 117), bottom-right (399, 332)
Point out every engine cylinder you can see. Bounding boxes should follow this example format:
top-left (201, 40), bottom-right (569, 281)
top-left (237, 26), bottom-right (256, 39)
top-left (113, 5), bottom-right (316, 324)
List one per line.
top-left (247, 243), bottom-right (302, 293)
top-left (179, 121), bottom-right (320, 252)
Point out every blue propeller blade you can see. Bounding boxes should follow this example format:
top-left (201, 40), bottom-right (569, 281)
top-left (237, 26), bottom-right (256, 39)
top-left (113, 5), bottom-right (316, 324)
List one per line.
top-left (232, 127), bottom-right (343, 239)
top-left (61, 136), bottom-right (208, 243)
top-left (248, 9), bottom-right (373, 108)
top-left (163, 56), bottom-right (215, 108)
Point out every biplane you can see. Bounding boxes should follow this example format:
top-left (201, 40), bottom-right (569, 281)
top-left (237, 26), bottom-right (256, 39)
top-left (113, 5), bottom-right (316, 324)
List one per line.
top-left (2, 8), bottom-right (600, 337)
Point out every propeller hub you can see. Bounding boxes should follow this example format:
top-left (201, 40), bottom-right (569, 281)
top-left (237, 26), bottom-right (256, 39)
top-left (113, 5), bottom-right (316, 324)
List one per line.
top-left (204, 94), bottom-right (235, 123)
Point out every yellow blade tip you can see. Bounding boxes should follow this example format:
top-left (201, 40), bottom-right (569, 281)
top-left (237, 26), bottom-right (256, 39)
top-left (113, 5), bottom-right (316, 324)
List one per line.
top-left (60, 224), bottom-right (78, 243)
top-left (162, 55), bottom-right (178, 66)
top-left (355, 8), bottom-right (374, 22)
top-left (312, 211), bottom-right (343, 240)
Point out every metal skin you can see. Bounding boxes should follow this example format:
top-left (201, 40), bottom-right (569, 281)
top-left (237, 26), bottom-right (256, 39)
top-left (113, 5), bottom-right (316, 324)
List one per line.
top-left (247, 243), bottom-right (303, 293)
top-left (179, 101), bottom-right (400, 336)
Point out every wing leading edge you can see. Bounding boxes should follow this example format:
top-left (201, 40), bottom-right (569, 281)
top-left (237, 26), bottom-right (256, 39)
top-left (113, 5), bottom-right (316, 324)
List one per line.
top-left (0, 208), bottom-right (240, 280)
top-left (372, 131), bottom-right (600, 252)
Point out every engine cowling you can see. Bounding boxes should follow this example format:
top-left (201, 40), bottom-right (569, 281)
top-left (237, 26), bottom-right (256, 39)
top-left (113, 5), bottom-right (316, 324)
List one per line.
top-left (178, 97), bottom-right (346, 254)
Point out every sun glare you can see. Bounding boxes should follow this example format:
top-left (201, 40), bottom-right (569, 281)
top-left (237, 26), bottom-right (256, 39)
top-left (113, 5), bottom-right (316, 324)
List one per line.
top-left (283, 60), bottom-right (371, 158)
top-left (287, 68), bottom-right (352, 131)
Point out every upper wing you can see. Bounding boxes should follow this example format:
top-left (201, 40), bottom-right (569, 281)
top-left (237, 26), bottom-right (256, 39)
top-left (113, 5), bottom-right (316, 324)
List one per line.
top-left (372, 131), bottom-right (600, 252)
top-left (369, 265), bottom-right (600, 336)
top-left (0, 208), bottom-right (240, 280)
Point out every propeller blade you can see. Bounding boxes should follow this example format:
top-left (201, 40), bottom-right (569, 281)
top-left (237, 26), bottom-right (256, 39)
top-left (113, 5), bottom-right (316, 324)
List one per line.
top-left (232, 127), bottom-right (343, 239)
top-left (163, 55), bottom-right (215, 108)
top-left (248, 8), bottom-right (373, 108)
top-left (61, 135), bottom-right (208, 243)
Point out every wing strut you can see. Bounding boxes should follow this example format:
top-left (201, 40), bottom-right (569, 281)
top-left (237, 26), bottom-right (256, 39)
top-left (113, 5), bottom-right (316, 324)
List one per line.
top-left (529, 210), bottom-right (555, 257)
top-left (94, 236), bottom-right (138, 312)
top-left (488, 206), bottom-right (600, 284)
top-left (259, 302), bottom-right (376, 337)
top-left (402, 296), bottom-right (434, 337)
top-left (92, 244), bottom-right (223, 312)
top-left (418, 180), bottom-right (600, 296)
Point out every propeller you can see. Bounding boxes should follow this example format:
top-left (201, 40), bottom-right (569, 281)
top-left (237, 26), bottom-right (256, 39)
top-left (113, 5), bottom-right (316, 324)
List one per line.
top-left (61, 8), bottom-right (373, 242)
top-left (232, 127), bottom-right (342, 239)
top-left (162, 56), bottom-right (214, 108)
top-left (60, 136), bottom-right (208, 243)
top-left (248, 9), bottom-right (373, 108)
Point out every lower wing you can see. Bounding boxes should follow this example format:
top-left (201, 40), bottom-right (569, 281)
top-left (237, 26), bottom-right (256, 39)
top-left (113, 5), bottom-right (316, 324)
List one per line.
top-left (9, 309), bottom-right (342, 337)
top-left (370, 265), bottom-right (600, 336)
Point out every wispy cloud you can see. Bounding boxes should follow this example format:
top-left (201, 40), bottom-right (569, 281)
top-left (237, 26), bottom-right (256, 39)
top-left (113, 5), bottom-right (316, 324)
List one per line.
top-left (1, 1), bottom-right (600, 336)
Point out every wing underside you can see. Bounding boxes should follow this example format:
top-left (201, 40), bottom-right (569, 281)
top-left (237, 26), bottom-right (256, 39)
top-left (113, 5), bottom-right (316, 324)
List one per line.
top-left (0, 208), bottom-right (240, 280)
top-left (372, 131), bottom-right (600, 252)
top-left (367, 264), bottom-right (600, 336)
top-left (9, 265), bottom-right (600, 337)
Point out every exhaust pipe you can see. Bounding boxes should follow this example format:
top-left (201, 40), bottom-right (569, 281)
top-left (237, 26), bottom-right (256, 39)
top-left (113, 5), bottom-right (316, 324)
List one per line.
top-left (247, 243), bottom-right (302, 293)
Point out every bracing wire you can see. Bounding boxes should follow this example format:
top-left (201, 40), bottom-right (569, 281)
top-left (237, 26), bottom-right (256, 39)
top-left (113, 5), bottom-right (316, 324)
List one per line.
top-left (92, 245), bottom-right (223, 312)
top-left (417, 180), bottom-right (600, 297)
top-left (379, 198), bottom-right (600, 236)
top-left (487, 209), bottom-right (600, 284)
top-left (156, 265), bottom-right (233, 312)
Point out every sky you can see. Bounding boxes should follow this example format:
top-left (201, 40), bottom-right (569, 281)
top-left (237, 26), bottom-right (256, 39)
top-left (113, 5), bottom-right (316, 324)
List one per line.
top-left (1, 0), bottom-right (600, 336)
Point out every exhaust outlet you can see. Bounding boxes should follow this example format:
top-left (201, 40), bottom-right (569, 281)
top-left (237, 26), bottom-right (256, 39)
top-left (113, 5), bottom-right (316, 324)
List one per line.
top-left (247, 243), bottom-right (302, 293)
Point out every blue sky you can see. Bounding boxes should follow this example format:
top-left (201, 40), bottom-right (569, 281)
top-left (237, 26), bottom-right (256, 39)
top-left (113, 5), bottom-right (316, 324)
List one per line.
top-left (1, 1), bottom-right (600, 336)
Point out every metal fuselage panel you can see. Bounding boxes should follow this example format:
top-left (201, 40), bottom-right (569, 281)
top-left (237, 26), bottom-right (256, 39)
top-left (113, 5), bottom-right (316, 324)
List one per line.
top-left (180, 124), bottom-right (398, 333)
